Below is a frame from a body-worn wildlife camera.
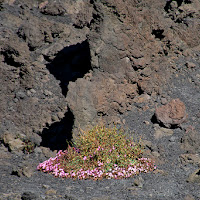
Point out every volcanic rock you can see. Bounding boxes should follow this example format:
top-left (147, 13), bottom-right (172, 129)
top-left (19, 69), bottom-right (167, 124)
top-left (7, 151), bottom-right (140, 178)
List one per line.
top-left (181, 129), bottom-right (200, 154)
top-left (155, 99), bottom-right (187, 128)
top-left (187, 169), bottom-right (200, 183)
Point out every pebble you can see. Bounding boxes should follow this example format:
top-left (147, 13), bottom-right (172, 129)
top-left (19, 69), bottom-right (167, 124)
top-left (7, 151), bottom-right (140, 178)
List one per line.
top-left (34, 147), bottom-right (42, 154)
top-left (144, 120), bottom-right (150, 125)
top-left (52, 115), bottom-right (59, 121)
top-left (43, 185), bottom-right (50, 189)
top-left (30, 89), bottom-right (36, 93)
top-left (16, 91), bottom-right (26, 99)
top-left (185, 61), bottom-right (196, 68)
top-left (133, 176), bottom-right (144, 188)
top-left (161, 97), bottom-right (168, 105)
top-left (13, 98), bottom-right (18, 103)
top-left (27, 90), bottom-right (32, 96)
top-left (57, 112), bottom-right (64, 119)
top-left (44, 90), bottom-right (52, 96)
top-left (169, 136), bottom-right (176, 142)
top-left (151, 151), bottom-right (160, 157)
top-left (45, 189), bottom-right (57, 195)
top-left (22, 164), bottom-right (34, 178)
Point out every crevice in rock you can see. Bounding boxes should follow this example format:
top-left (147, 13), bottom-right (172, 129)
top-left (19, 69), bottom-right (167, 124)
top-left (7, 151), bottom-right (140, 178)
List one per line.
top-left (184, 0), bottom-right (192, 4)
top-left (40, 107), bottom-right (74, 151)
top-left (151, 114), bottom-right (180, 129)
top-left (41, 40), bottom-right (92, 150)
top-left (89, 1), bottom-right (103, 32)
top-left (196, 170), bottom-right (200, 175)
top-left (164, 1), bottom-right (172, 13)
top-left (1, 50), bottom-right (22, 67)
top-left (151, 29), bottom-right (165, 40)
top-left (46, 40), bottom-right (92, 96)
top-left (151, 114), bottom-right (158, 124)
top-left (164, 0), bottom-right (184, 12)
top-left (137, 83), bottom-right (144, 95)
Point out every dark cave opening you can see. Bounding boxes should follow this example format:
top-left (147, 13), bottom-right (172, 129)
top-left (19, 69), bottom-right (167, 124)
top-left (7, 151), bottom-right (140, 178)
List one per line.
top-left (1, 50), bottom-right (22, 67)
top-left (164, 0), bottom-right (184, 12)
top-left (40, 107), bottom-right (74, 151)
top-left (46, 40), bottom-right (92, 96)
top-left (151, 29), bottom-right (165, 40)
top-left (196, 170), bottom-right (200, 176)
top-left (40, 40), bottom-right (92, 150)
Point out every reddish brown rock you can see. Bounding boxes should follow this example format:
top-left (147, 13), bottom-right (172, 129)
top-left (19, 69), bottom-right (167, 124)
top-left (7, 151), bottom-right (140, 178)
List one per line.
top-left (155, 99), bottom-right (187, 128)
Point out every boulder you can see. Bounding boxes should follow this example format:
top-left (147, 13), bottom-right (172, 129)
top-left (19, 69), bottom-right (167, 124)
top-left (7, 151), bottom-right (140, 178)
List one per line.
top-left (181, 129), bottom-right (200, 154)
top-left (155, 99), bottom-right (187, 128)
top-left (187, 169), bottom-right (200, 183)
top-left (8, 138), bottom-right (25, 152)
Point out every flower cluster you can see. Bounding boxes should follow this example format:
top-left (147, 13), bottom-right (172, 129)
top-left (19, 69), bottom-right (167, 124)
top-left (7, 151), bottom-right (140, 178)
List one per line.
top-left (37, 151), bottom-right (156, 180)
top-left (37, 125), bottom-right (156, 180)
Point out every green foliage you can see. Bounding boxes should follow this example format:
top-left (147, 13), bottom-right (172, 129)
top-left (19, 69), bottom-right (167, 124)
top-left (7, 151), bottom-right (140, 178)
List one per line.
top-left (70, 125), bottom-right (144, 171)
top-left (56, 124), bottom-right (147, 176)
top-left (37, 124), bottom-right (156, 180)
top-left (23, 139), bottom-right (35, 154)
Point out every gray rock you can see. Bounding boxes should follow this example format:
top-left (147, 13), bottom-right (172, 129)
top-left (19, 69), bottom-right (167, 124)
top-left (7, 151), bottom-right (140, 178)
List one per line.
top-left (16, 91), bottom-right (26, 99)
top-left (185, 61), bottom-right (196, 68)
top-left (133, 176), bottom-right (144, 188)
top-left (8, 138), bottom-right (25, 152)
top-left (22, 164), bottom-right (34, 178)
top-left (169, 136), bottom-right (177, 142)
top-left (154, 125), bottom-right (174, 139)
top-left (181, 129), bottom-right (200, 154)
top-left (45, 189), bottom-right (57, 195)
top-left (179, 154), bottom-right (200, 165)
top-left (184, 195), bottom-right (195, 200)
top-left (2, 133), bottom-right (25, 152)
top-left (187, 169), bottom-right (200, 183)
top-left (40, 2), bottom-right (66, 16)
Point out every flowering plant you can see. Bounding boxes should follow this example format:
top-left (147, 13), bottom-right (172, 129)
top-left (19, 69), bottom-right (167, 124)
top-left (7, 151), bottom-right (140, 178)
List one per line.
top-left (37, 124), bottom-right (156, 180)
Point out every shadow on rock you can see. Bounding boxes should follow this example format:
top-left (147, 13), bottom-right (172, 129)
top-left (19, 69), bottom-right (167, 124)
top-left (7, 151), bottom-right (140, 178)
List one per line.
top-left (40, 108), bottom-right (74, 151)
top-left (46, 40), bottom-right (92, 96)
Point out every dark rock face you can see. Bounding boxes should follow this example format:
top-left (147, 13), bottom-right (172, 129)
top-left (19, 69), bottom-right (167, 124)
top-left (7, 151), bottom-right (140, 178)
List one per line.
top-left (0, 0), bottom-right (200, 199)
top-left (0, 0), bottom-right (199, 146)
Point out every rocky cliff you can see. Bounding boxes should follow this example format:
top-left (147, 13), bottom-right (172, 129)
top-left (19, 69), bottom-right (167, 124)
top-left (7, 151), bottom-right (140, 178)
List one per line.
top-left (0, 0), bottom-right (200, 199)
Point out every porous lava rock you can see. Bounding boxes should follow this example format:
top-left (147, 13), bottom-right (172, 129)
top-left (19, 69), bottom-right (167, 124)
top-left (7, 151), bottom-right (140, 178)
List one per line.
top-left (0, 0), bottom-right (199, 149)
top-left (155, 99), bottom-right (187, 128)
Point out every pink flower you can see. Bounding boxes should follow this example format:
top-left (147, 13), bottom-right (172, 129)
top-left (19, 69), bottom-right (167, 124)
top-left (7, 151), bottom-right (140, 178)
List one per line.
top-left (83, 156), bottom-right (87, 160)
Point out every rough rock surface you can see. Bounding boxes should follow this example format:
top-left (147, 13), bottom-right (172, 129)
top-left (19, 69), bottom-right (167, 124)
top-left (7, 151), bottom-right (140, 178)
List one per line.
top-left (155, 98), bottom-right (188, 128)
top-left (0, 0), bottom-right (200, 199)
